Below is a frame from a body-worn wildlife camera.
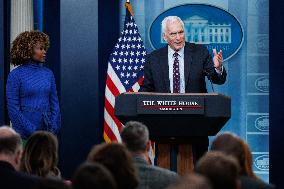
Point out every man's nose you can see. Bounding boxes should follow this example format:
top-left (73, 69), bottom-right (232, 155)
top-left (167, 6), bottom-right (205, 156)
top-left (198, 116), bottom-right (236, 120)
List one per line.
top-left (176, 33), bottom-right (181, 40)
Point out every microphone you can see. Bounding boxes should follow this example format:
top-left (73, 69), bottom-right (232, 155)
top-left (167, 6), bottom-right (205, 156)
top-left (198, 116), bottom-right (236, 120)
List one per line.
top-left (203, 68), bottom-right (215, 93)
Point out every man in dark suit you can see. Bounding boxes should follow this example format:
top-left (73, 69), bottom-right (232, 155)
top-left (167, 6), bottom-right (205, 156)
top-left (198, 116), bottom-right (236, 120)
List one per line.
top-left (121, 121), bottom-right (178, 189)
top-left (0, 126), bottom-right (40, 189)
top-left (139, 16), bottom-right (227, 163)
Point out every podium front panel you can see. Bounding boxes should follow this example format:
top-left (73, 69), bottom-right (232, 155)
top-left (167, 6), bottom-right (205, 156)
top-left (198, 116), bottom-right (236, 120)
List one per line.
top-left (115, 92), bottom-right (231, 140)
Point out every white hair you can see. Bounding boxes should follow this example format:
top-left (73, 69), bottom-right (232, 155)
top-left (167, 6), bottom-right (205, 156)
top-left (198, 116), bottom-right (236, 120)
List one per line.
top-left (161, 16), bottom-right (185, 34)
top-left (0, 126), bottom-right (18, 137)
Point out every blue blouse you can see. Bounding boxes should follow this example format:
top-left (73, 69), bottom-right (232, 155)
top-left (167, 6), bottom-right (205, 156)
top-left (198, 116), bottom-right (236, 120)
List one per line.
top-left (6, 62), bottom-right (61, 139)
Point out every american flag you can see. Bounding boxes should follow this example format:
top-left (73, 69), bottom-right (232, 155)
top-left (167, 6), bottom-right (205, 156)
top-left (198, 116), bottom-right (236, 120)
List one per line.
top-left (103, 3), bottom-right (146, 143)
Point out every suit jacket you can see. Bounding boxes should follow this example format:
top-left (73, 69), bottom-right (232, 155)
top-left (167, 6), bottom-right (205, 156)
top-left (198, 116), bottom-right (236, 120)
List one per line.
top-left (134, 156), bottom-right (178, 189)
top-left (0, 160), bottom-right (40, 189)
top-left (139, 42), bottom-right (227, 93)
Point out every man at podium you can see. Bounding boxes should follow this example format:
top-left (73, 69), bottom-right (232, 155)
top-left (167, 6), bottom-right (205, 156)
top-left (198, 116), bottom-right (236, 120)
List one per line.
top-left (139, 16), bottom-right (227, 163)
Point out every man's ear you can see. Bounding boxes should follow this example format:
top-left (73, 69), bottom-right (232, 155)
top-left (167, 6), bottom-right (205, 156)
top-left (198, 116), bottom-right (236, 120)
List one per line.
top-left (163, 33), bottom-right (168, 43)
top-left (14, 148), bottom-right (22, 169)
top-left (146, 141), bottom-right (151, 152)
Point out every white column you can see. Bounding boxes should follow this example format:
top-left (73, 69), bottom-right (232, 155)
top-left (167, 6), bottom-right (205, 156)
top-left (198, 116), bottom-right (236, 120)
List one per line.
top-left (10, 0), bottom-right (33, 43)
top-left (10, 0), bottom-right (33, 70)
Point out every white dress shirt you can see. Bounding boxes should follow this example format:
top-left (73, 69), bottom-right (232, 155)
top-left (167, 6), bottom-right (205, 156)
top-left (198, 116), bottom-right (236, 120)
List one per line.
top-left (168, 45), bottom-right (223, 93)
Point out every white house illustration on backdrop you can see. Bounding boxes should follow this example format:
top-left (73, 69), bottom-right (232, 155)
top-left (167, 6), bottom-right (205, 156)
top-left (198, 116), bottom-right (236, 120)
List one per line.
top-left (161, 15), bottom-right (232, 44)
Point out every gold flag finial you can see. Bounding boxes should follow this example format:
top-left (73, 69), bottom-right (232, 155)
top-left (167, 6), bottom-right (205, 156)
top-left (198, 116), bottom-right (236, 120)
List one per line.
top-left (125, 1), bottom-right (134, 17)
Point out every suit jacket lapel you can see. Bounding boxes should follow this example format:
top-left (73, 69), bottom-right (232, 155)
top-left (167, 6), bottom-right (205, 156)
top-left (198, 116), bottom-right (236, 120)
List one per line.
top-left (159, 46), bottom-right (170, 92)
top-left (184, 43), bottom-right (193, 90)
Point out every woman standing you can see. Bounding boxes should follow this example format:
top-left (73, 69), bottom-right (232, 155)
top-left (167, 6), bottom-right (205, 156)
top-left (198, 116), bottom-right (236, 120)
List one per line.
top-left (6, 31), bottom-right (60, 139)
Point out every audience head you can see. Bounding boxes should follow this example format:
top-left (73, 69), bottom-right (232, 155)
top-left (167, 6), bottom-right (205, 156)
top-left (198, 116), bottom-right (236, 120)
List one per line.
top-left (167, 173), bottom-right (212, 189)
top-left (121, 121), bottom-right (150, 153)
top-left (87, 143), bottom-right (139, 189)
top-left (21, 131), bottom-right (60, 178)
top-left (72, 162), bottom-right (117, 189)
top-left (210, 132), bottom-right (257, 178)
top-left (0, 126), bottom-right (22, 170)
top-left (195, 151), bottom-right (240, 189)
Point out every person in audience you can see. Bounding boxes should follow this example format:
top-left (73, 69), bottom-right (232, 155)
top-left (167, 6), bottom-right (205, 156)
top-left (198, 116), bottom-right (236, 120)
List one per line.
top-left (72, 162), bottom-right (117, 189)
top-left (21, 131), bottom-right (61, 178)
top-left (210, 132), bottom-right (275, 189)
top-left (167, 173), bottom-right (212, 189)
top-left (195, 151), bottom-right (240, 189)
top-left (87, 143), bottom-right (139, 189)
top-left (0, 126), bottom-right (40, 189)
top-left (121, 121), bottom-right (178, 189)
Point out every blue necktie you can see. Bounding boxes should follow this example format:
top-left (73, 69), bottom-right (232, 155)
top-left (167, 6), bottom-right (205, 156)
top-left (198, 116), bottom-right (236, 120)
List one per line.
top-left (173, 52), bottom-right (180, 93)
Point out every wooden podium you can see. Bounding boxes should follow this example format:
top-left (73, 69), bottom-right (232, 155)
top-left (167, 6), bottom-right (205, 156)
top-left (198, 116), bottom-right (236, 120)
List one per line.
top-left (114, 92), bottom-right (231, 175)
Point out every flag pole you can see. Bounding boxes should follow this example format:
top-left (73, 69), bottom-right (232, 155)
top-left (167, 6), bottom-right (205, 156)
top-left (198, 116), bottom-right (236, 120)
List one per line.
top-left (125, 0), bottom-right (134, 16)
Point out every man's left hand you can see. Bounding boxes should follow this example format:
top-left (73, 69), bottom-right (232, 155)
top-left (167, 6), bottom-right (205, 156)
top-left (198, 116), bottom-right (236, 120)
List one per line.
top-left (213, 49), bottom-right (223, 70)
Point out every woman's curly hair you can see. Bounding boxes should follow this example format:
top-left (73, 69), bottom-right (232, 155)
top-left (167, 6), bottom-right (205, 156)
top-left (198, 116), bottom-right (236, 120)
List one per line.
top-left (10, 30), bottom-right (50, 66)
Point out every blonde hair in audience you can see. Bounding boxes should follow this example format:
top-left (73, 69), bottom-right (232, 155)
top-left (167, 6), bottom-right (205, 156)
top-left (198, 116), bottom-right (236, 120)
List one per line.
top-left (20, 131), bottom-right (59, 177)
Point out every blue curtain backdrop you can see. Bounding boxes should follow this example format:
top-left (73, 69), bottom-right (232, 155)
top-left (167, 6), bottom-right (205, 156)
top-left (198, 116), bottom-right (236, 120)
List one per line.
top-left (33, 0), bottom-right (44, 31)
top-left (120, 0), bottom-right (269, 182)
top-left (0, 0), bottom-right (10, 126)
top-left (0, 0), bottom-right (5, 126)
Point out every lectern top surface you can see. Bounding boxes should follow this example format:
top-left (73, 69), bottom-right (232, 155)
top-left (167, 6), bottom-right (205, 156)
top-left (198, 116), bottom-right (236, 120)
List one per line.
top-left (122, 92), bottom-right (230, 98)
